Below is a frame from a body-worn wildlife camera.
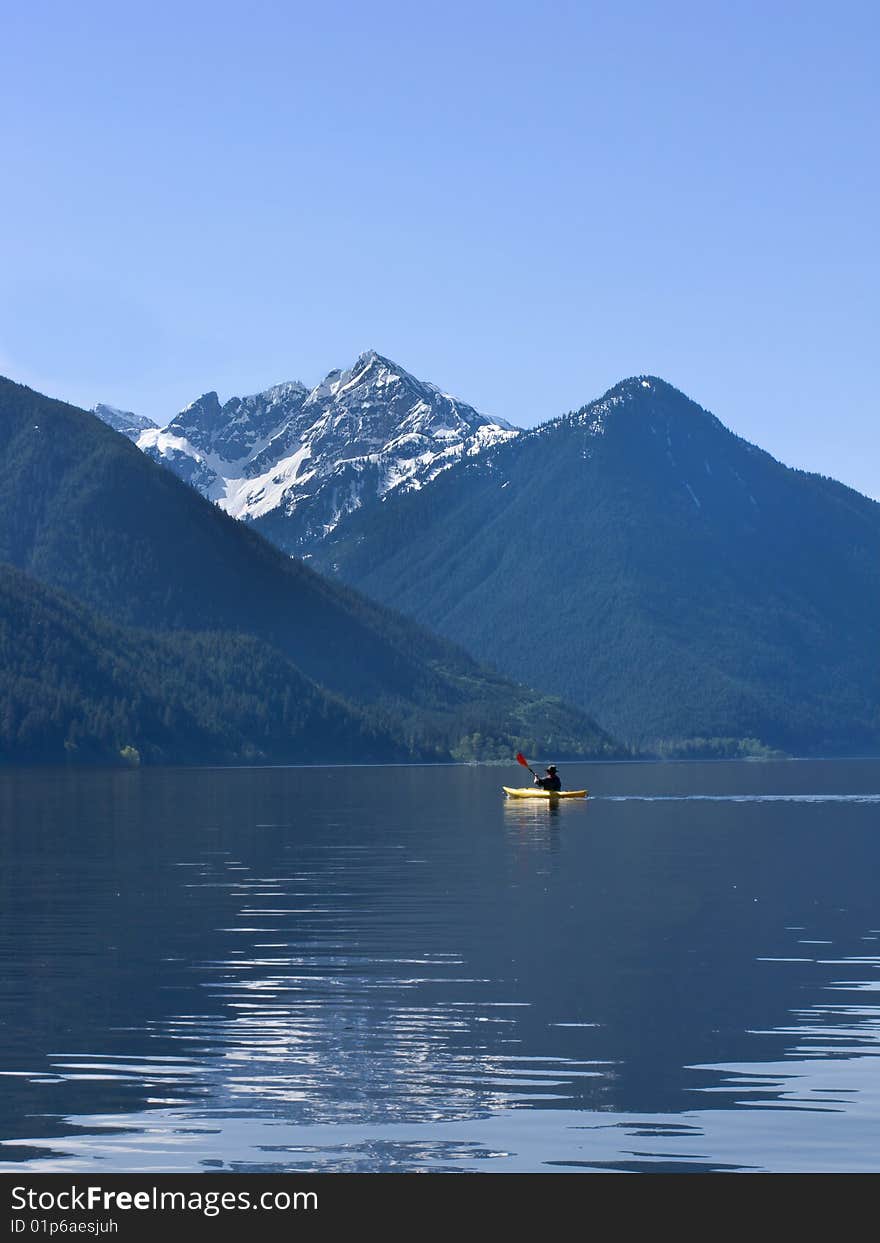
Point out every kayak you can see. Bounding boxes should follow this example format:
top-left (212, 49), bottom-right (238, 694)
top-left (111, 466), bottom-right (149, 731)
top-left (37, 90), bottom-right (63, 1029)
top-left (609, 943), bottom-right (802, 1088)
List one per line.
top-left (502, 787), bottom-right (588, 799)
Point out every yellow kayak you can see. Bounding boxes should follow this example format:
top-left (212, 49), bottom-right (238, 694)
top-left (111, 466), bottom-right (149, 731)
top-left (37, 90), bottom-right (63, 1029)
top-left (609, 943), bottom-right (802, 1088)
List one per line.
top-left (503, 787), bottom-right (588, 799)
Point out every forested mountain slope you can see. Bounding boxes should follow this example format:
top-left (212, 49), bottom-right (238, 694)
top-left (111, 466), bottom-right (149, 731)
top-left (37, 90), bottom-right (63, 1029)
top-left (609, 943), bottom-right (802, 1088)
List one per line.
top-left (317, 377), bottom-right (880, 754)
top-left (0, 376), bottom-right (617, 762)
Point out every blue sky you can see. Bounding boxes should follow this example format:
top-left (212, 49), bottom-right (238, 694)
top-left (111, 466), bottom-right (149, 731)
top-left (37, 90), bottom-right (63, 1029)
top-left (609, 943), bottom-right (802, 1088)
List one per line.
top-left (2, 1), bottom-right (877, 496)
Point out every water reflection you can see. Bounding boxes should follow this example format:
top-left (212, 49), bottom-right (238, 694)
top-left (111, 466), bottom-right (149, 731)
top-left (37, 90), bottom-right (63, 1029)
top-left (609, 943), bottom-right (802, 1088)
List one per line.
top-left (502, 798), bottom-right (569, 861)
top-left (1, 761), bottom-right (880, 1171)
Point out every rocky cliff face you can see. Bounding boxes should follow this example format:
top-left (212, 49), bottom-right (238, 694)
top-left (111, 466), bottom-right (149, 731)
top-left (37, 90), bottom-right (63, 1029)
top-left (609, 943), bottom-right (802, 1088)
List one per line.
top-left (99, 351), bottom-right (518, 552)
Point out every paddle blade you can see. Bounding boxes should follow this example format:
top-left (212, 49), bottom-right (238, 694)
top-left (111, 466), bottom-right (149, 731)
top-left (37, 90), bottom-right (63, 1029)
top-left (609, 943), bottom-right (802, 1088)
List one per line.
top-left (515, 752), bottom-right (529, 769)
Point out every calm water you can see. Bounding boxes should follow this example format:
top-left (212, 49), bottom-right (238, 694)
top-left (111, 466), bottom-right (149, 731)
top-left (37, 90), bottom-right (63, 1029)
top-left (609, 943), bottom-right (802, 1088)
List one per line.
top-left (1, 758), bottom-right (880, 1173)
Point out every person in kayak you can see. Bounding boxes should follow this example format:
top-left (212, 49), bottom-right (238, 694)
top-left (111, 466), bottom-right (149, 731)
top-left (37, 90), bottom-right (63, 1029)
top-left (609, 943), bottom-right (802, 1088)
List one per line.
top-left (534, 765), bottom-right (562, 792)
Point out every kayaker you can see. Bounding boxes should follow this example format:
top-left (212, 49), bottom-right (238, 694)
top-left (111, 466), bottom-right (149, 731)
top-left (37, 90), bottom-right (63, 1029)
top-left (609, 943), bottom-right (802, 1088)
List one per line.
top-left (534, 765), bottom-right (562, 792)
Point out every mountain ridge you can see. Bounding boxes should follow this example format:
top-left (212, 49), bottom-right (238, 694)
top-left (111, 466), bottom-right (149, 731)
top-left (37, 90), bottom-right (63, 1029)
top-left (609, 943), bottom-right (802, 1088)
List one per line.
top-left (313, 375), bottom-right (880, 754)
top-left (97, 351), bottom-right (519, 553)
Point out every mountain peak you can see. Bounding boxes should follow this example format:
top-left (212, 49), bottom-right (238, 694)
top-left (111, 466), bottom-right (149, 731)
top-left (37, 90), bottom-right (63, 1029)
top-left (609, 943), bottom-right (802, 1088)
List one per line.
top-left (315, 375), bottom-right (880, 758)
top-left (179, 391), bottom-right (221, 417)
top-left (91, 403), bottom-right (158, 440)
top-left (347, 349), bottom-right (409, 387)
top-left (132, 352), bottom-right (519, 548)
top-left (604, 376), bottom-right (686, 403)
top-left (259, 379), bottom-right (308, 401)
top-left (308, 350), bottom-right (440, 408)
top-left (566, 375), bottom-right (722, 433)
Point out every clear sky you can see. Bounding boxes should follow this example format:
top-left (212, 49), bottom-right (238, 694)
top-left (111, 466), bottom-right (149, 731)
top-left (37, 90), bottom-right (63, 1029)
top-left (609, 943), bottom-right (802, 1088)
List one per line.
top-left (2, 1), bottom-right (877, 496)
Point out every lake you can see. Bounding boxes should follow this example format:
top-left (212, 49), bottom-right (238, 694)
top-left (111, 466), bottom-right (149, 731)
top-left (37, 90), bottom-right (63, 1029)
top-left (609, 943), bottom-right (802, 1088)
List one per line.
top-left (1, 758), bottom-right (879, 1173)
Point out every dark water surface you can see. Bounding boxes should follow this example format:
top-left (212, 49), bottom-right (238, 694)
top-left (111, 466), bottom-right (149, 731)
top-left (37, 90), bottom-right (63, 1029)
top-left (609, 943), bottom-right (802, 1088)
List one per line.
top-left (1, 759), bottom-right (879, 1172)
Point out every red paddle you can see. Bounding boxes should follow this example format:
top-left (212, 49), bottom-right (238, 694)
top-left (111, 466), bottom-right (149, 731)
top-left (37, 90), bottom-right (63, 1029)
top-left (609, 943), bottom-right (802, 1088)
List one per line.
top-left (516, 751), bottom-right (537, 779)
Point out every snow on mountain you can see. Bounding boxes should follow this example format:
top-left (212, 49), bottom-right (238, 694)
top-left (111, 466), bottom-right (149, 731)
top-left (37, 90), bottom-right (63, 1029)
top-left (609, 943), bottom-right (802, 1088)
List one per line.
top-left (118, 351), bottom-right (518, 551)
top-left (92, 404), bottom-right (158, 439)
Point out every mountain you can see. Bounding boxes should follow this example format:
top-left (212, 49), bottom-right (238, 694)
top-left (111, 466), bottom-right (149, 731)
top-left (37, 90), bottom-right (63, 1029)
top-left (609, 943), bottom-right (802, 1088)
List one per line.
top-left (0, 375), bottom-right (617, 763)
top-left (106, 351), bottom-right (518, 553)
top-left (313, 377), bottom-right (880, 756)
top-left (92, 403), bottom-right (157, 439)
top-left (0, 564), bottom-right (404, 765)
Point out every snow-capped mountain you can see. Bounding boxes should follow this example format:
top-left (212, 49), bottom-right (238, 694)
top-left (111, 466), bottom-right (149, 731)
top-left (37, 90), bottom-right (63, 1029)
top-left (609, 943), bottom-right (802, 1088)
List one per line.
top-left (98, 352), bottom-right (518, 553)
